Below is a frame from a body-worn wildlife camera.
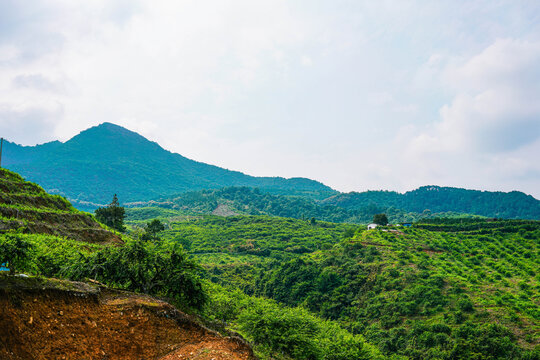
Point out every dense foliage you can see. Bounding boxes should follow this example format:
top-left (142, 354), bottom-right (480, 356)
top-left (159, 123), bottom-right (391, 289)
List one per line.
top-left (323, 186), bottom-right (540, 219)
top-left (254, 225), bottom-right (540, 359)
top-left (1, 168), bottom-right (385, 359)
top-left (0, 233), bottom-right (34, 274)
top-left (128, 215), bottom-right (357, 291)
top-left (0, 230), bottom-right (386, 359)
top-left (203, 283), bottom-right (384, 360)
top-left (126, 186), bottom-right (496, 226)
top-left (373, 213), bottom-right (389, 225)
top-left (0, 232), bottom-right (207, 309)
top-left (136, 215), bottom-right (540, 359)
top-left (2, 168), bottom-right (539, 359)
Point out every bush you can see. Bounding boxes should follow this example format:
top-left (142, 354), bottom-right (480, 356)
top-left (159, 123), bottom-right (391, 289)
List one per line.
top-left (238, 301), bottom-right (320, 359)
top-left (0, 233), bottom-right (34, 274)
top-left (63, 239), bottom-right (207, 309)
top-left (458, 297), bottom-right (475, 313)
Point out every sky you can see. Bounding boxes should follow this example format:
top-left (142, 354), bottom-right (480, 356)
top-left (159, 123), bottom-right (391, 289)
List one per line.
top-left (1, 0), bottom-right (539, 198)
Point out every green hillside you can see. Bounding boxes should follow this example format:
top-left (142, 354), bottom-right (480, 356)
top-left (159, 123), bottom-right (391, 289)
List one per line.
top-left (0, 168), bottom-right (121, 244)
top-left (3, 122), bottom-right (336, 209)
top-left (128, 214), bottom-right (540, 359)
top-left (126, 186), bottom-right (531, 225)
top-left (256, 220), bottom-right (540, 359)
top-left (2, 168), bottom-right (539, 359)
top-left (0, 169), bottom-right (384, 360)
top-left (322, 186), bottom-right (540, 220)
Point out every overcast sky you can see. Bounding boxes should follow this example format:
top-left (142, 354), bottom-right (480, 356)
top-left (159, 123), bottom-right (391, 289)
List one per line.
top-left (1, 0), bottom-right (539, 198)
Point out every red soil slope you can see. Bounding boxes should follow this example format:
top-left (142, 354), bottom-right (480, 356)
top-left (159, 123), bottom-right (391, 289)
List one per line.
top-left (0, 277), bottom-right (254, 360)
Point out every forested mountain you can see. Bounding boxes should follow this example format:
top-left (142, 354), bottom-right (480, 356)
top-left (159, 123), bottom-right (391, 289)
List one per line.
top-left (127, 185), bottom-right (540, 224)
top-left (126, 187), bottom-right (477, 224)
top-left (2, 122), bottom-right (336, 208)
top-left (323, 186), bottom-right (540, 220)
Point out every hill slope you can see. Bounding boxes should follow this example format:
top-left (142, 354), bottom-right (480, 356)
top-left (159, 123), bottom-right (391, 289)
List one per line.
top-left (134, 214), bottom-right (540, 359)
top-left (2, 122), bottom-right (336, 209)
top-left (126, 185), bottom-right (540, 225)
top-left (4, 123), bottom-right (538, 219)
top-left (0, 276), bottom-right (254, 360)
top-left (0, 168), bottom-right (121, 244)
top-left (0, 169), bottom-right (384, 360)
top-left (322, 186), bottom-right (540, 219)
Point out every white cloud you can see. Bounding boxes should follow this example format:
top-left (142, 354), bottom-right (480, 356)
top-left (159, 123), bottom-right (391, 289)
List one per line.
top-left (301, 55), bottom-right (313, 66)
top-left (12, 73), bottom-right (67, 94)
top-left (444, 39), bottom-right (540, 93)
top-left (368, 92), bottom-right (393, 106)
top-left (402, 38), bottom-right (540, 196)
top-left (0, 103), bottom-right (62, 145)
top-left (415, 38), bottom-right (540, 154)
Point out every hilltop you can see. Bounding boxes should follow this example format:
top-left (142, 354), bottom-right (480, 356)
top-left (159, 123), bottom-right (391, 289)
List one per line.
top-left (322, 186), bottom-right (540, 219)
top-left (2, 122), bottom-right (336, 208)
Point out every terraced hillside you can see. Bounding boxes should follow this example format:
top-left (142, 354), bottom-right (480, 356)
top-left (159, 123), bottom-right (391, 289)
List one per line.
top-left (0, 168), bottom-right (121, 244)
top-left (0, 169), bottom-right (256, 360)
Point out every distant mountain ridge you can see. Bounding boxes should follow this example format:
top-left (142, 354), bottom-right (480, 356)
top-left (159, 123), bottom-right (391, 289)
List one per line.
top-left (2, 122), bottom-right (336, 208)
top-left (322, 185), bottom-right (540, 220)
top-left (127, 185), bottom-right (540, 222)
top-left (3, 122), bottom-right (539, 219)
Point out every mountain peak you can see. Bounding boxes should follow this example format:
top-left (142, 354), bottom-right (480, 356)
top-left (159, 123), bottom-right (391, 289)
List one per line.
top-left (3, 123), bottom-right (337, 206)
top-left (73, 122), bottom-right (141, 139)
top-left (64, 122), bottom-right (163, 155)
top-left (99, 121), bottom-right (121, 128)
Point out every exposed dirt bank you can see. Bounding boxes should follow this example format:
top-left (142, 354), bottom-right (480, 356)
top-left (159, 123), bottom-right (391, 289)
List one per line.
top-left (0, 276), bottom-right (254, 360)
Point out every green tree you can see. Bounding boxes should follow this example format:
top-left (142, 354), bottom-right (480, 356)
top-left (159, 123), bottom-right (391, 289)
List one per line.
top-left (95, 194), bottom-right (126, 232)
top-left (67, 239), bottom-right (207, 309)
top-left (142, 219), bottom-right (165, 242)
top-left (373, 213), bottom-right (389, 226)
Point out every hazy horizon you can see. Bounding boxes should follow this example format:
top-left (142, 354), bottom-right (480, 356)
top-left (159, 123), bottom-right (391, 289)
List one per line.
top-left (1, 1), bottom-right (539, 198)
top-left (4, 121), bottom-right (539, 200)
